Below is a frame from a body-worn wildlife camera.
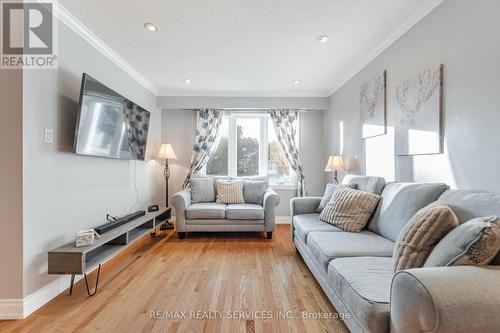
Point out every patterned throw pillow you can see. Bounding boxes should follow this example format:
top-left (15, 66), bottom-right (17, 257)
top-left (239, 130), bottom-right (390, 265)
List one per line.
top-left (319, 186), bottom-right (380, 232)
top-left (392, 202), bottom-right (459, 272)
top-left (316, 183), bottom-right (358, 213)
top-left (216, 179), bottom-right (245, 204)
top-left (424, 216), bottom-right (500, 267)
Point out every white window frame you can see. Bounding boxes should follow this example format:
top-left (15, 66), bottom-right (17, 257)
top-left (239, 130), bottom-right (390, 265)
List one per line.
top-left (203, 112), bottom-right (298, 188)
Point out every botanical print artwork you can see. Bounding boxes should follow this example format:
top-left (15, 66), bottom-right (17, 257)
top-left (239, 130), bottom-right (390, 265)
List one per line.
top-left (395, 65), bottom-right (443, 155)
top-left (360, 71), bottom-right (386, 139)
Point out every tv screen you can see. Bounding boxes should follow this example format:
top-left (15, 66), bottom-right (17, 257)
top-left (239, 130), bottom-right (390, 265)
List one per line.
top-left (73, 73), bottom-right (150, 160)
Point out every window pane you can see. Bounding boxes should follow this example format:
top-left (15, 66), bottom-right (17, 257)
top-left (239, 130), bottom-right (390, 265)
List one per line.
top-left (206, 118), bottom-right (228, 175)
top-left (268, 119), bottom-right (294, 185)
top-left (237, 118), bottom-right (260, 176)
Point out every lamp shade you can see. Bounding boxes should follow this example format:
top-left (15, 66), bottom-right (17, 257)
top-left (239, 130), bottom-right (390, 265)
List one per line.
top-left (324, 155), bottom-right (344, 172)
top-left (156, 143), bottom-right (178, 160)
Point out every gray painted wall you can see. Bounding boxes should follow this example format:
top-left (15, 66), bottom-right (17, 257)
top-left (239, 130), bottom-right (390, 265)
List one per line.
top-left (162, 108), bottom-right (324, 216)
top-left (0, 70), bottom-right (23, 299)
top-left (22, 20), bottom-right (162, 297)
top-left (325, 0), bottom-right (500, 191)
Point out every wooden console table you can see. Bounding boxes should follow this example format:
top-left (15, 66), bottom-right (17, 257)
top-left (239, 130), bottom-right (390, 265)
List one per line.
top-left (48, 207), bottom-right (171, 296)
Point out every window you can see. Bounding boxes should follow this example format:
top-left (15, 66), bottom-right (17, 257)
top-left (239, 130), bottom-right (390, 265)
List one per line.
top-left (205, 113), bottom-right (297, 187)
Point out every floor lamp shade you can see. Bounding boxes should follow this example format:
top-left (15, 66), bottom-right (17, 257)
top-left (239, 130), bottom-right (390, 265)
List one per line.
top-left (157, 143), bottom-right (178, 160)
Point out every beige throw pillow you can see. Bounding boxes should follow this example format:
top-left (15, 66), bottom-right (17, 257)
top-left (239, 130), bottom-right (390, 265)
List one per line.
top-left (319, 186), bottom-right (380, 232)
top-left (393, 202), bottom-right (459, 272)
top-left (216, 179), bottom-right (245, 204)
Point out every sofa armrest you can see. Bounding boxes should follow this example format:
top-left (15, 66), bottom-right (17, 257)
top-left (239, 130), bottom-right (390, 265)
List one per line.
top-left (289, 197), bottom-right (322, 217)
top-left (263, 188), bottom-right (280, 232)
top-left (171, 189), bottom-right (192, 233)
top-left (289, 197), bottom-right (322, 240)
top-left (391, 266), bottom-right (500, 333)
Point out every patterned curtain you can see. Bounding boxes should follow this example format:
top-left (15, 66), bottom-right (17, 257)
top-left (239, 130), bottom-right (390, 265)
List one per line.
top-left (269, 109), bottom-right (306, 196)
top-left (182, 109), bottom-right (223, 188)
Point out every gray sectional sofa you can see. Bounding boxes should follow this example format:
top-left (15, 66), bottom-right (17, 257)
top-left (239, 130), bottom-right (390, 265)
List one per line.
top-left (172, 177), bottom-right (280, 239)
top-left (291, 175), bottom-right (500, 333)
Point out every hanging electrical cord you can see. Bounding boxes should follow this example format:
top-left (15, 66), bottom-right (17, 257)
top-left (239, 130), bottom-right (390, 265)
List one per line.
top-left (129, 160), bottom-right (139, 213)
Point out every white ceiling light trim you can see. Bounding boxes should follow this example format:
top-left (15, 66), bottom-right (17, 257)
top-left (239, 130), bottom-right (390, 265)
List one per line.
top-left (143, 22), bottom-right (158, 32)
top-left (329, 0), bottom-right (445, 95)
top-left (316, 35), bottom-right (329, 44)
top-left (52, 2), bottom-right (159, 95)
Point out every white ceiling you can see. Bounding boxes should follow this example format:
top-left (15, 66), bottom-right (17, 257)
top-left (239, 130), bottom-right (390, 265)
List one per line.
top-left (59, 0), bottom-right (443, 97)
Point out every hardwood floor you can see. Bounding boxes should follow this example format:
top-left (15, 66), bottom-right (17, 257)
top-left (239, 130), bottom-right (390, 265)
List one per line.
top-left (0, 225), bottom-right (348, 333)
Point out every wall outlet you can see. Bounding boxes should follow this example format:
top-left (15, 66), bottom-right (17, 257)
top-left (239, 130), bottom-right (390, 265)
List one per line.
top-left (44, 128), bottom-right (53, 144)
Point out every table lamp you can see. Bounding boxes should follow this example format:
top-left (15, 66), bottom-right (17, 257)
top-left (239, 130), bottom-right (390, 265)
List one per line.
top-left (157, 142), bottom-right (178, 206)
top-left (325, 155), bottom-right (344, 184)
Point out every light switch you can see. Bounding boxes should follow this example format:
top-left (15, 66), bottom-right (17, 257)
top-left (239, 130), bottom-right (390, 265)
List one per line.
top-left (44, 128), bottom-right (53, 144)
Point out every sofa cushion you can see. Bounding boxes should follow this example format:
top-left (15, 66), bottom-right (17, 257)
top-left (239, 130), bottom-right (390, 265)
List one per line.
top-left (189, 177), bottom-right (215, 203)
top-left (293, 213), bottom-right (342, 244)
top-left (185, 219), bottom-right (263, 226)
top-left (216, 179), bottom-right (245, 204)
top-left (243, 181), bottom-right (268, 205)
top-left (226, 204), bottom-right (264, 220)
top-left (342, 175), bottom-right (386, 195)
top-left (319, 186), bottom-right (380, 232)
top-left (393, 202), bottom-right (458, 272)
top-left (368, 182), bottom-right (449, 242)
top-left (191, 174), bottom-right (229, 198)
top-left (307, 231), bottom-right (394, 272)
top-left (438, 189), bottom-right (500, 265)
top-left (186, 203), bottom-right (226, 219)
top-left (425, 216), bottom-right (500, 267)
top-left (328, 257), bottom-right (393, 333)
top-left (316, 183), bottom-right (357, 213)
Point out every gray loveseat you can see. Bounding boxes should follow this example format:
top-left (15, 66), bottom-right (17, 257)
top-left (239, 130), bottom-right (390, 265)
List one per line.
top-left (291, 175), bottom-right (500, 333)
top-left (172, 176), bottom-right (280, 239)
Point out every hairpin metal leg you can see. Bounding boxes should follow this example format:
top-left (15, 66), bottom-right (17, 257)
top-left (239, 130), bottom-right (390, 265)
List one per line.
top-left (84, 264), bottom-right (101, 296)
top-left (69, 274), bottom-right (75, 295)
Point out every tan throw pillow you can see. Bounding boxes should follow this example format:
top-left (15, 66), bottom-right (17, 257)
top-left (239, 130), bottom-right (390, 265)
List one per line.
top-left (393, 202), bottom-right (459, 272)
top-left (319, 186), bottom-right (380, 232)
top-left (216, 179), bottom-right (245, 204)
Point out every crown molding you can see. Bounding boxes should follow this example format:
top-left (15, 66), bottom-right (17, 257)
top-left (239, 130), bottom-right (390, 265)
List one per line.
top-left (52, 2), bottom-right (159, 95)
top-left (329, 0), bottom-right (446, 96)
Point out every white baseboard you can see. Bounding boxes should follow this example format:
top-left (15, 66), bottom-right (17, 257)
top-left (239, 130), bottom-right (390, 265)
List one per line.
top-left (0, 299), bottom-right (23, 320)
top-left (0, 275), bottom-right (82, 320)
top-left (275, 215), bottom-right (291, 224)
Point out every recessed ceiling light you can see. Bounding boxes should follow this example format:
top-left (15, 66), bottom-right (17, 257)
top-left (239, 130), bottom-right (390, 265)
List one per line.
top-left (144, 23), bottom-right (158, 32)
top-left (316, 35), bottom-right (329, 43)
top-left (183, 79), bottom-right (191, 84)
top-left (293, 80), bottom-right (301, 85)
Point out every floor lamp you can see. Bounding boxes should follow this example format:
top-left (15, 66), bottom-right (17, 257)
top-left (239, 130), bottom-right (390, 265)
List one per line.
top-left (156, 142), bottom-right (178, 207)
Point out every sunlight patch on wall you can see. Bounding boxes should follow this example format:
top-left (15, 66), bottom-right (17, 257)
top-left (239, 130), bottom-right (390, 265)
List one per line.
top-left (339, 121), bottom-right (344, 155)
top-left (412, 142), bottom-right (457, 188)
top-left (365, 127), bottom-right (395, 182)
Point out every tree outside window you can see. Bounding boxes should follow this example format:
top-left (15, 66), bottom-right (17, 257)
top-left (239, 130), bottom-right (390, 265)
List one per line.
top-left (205, 114), bottom-right (296, 186)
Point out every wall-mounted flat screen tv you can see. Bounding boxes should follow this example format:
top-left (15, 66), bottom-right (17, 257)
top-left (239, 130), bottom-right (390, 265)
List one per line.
top-left (73, 73), bottom-right (150, 160)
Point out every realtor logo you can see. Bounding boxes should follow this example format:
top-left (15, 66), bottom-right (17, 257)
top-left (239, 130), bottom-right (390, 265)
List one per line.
top-left (1, 0), bottom-right (58, 68)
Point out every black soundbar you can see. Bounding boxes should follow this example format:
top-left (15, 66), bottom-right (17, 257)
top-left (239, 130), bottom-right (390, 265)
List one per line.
top-left (95, 210), bottom-right (146, 235)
